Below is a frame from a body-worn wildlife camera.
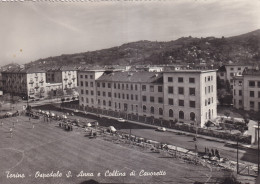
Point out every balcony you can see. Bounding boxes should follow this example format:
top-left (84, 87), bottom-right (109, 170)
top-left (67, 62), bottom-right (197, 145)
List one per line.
top-left (64, 78), bottom-right (68, 81)
top-left (39, 79), bottom-right (44, 83)
top-left (29, 81), bottom-right (34, 84)
top-left (68, 82), bottom-right (72, 85)
top-left (35, 86), bottom-right (39, 89)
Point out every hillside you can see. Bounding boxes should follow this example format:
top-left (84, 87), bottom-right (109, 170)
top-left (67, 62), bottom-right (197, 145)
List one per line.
top-left (26, 29), bottom-right (260, 68)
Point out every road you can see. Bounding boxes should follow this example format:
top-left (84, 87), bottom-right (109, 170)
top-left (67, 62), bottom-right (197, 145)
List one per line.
top-left (33, 104), bottom-right (259, 166)
top-left (0, 115), bottom-right (228, 184)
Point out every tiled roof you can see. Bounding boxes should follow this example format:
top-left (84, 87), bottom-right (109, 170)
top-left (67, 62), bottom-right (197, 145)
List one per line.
top-left (96, 71), bottom-right (163, 83)
top-left (1, 67), bottom-right (46, 73)
top-left (243, 68), bottom-right (260, 76)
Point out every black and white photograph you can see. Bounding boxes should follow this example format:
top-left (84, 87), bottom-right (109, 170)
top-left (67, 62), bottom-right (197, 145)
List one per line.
top-left (0, 0), bottom-right (260, 183)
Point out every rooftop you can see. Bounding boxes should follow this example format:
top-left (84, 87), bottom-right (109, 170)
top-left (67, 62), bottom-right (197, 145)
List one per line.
top-left (243, 68), bottom-right (260, 76)
top-left (96, 71), bottom-right (163, 83)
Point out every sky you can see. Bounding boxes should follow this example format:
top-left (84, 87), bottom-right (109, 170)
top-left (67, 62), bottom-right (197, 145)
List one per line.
top-left (0, 0), bottom-right (259, 66)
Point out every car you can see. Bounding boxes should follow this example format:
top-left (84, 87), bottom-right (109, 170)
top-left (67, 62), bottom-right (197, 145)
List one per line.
top-left (157, 127), bottom-right (166, 132)
top-left (73, 109), bottom-right (79, 113)
top-left (84, 111), bottom-right (89, 115)
top-left (107, 126), bottom-right (117, 133)
top-left (117, 118), bottom-right (126, 122)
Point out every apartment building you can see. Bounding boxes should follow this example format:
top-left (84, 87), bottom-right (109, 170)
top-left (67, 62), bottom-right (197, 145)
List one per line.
top-left (217, 64), bottom-right (253, 88)
top-left (233, 68), bottom-right (260, 111)
top-left (1, 68), bottom-right (46, 99)
top-left (1, 66), bottom-right (79, 99)
top-left (78, 69), bottom-right (217, 127)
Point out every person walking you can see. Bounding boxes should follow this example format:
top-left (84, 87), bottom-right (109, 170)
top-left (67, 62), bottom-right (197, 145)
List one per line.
top-left (10, 128), bottom-right (13, 138)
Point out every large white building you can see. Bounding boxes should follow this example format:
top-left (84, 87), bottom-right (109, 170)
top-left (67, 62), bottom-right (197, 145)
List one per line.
top-left (78, 69), bottom-right (217, 127)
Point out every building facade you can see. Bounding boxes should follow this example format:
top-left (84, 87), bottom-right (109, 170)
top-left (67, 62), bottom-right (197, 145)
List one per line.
top-left (233, 68), bottom-right (260, 111)
top-left (78, 69), bottom-right (217, 127)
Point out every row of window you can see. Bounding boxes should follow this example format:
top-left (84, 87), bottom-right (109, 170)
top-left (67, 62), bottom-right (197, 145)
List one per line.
top-left (205, 97), bottom-right (214, 106)
top-left (205, 76), bottom-right (214, 82)
top-left (167, 77), bottom-right (195, 83)
top-left (205, 85), bottom-right (214, 94)
top-left (248, 81), bottom-right (260, 88)
top-left (80, 81), bottom-right (94, 87)
top-left (168, 86), bottom-right (196, 96)
top-left (249, 101), bottom-right (260, 110)
top-left (81, 89), bottom-right (94, 96)
top-left (80, 74), bottom-right (94, 79)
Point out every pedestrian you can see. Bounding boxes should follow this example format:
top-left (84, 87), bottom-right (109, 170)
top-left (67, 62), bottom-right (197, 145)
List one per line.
top-left (10, 128), bottom-right (13, 138)
top-left (13, 121), bottom-right (15, 128)
top-left (211, 149), bottom-right (215, 156)
top-left (29, 117), bottom-right (31, 122)
top-left (205, 147), bottom-right (207, 154)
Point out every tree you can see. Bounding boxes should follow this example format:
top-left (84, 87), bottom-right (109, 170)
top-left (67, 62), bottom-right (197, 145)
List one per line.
top-left (56, 88), bottom-right (64, 99)
top-left (65, 88), bottom-right (73, 96)
top-left (47, 90), bottom-right (54, 99)
top-left (205, 120), bottom-right (212, 129)
top-left (243, 113), bottom-right (250, 126)
top-left (35, 87), bottom-right (45, 98)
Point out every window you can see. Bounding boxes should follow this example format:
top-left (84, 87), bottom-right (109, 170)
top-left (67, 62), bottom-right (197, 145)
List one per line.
top-left (85, 81), bottom-right (88, 87)
top-left (131, 94), bottom-right (133, 100)
top-left (108, 92), bottom-right (111, 97)
top-left (239, 90), bottom-right (242, 96)
top-left (208, 98), bottom-right (211, 105)
top-left (97, 91), bottom-right (100, 96)
top-left (118, 93), bottom-right (121, 99)
top-left (80, 75), bottom-right (83, 79)
top-left (114, 93), bottom-right (117, 98)
top-left (150, 96), bottom-right (154, 103)
top-left (250, 101), bottom-right (254, 109)
top-left (168, 98), bottom-right (173, 105)
top-left (211, 85), bottom-right (213, 92)
top-left (158, 97), bottom-right (163, 104)
top-left (189, 88), bottom-right (195, 96)
top-left (238, 67), bottom-right (241, 70)
top-left (143, 105), bottom-right (146, 113)
top-left (131, 84), bottom-right (133, 90)
top-left (109, 101), bottom-right (111, 107)
top-left (230, 67), bottom-right (234, 71)
top-left (97, 82), bottom-right (100, 87)
top-left (250, 91), bottom-right (255, 97)
top-left (220, 72), bottom-right (224, 76)
top-left (122, 94), bottom-right (125, 99)
top-left (85, 75), bottom-right (88, 79)
top-left (118, 83), bottom-right (120, 89)
top-left (122, 84), bottom-right (124, 90)
top-left (159, 108), bottom-right (163, 116)
top-left (168, 86), bottom-right (174, 94)
top-left (205, 87), bottom-right (207, 94)
top-left (91, 91), bottom-right (94, 95)
top-left (126, 94), bottom-right (129, 100)
top-left (103, 92), bottom-right (106, 97)
top-left (102, 83), bottom-right (105, 88)
top-left (168, 77), bottom-right (173, 82)
top-left (80, 81), bottom-right (83, 87)
top-left (142, 96), bottom-right (146, 102)
top-left (208, 76), bottom-right (210, 81)
top-left (178, 77), bottom-right (183, 83)
top-left (178, 87), bottom-right (184, 95)
top-left (126, 84), bottom-right (129, 90)
top-left (230, 73), bottom-right (234, 77)
top-left (135, 85), bottom-right (138, 90)
top-left (142, 85), bottom-right (146, 91)
top-left (189, 78), bottom-right (195, 83)
top-left (179, 100), bottom-right (184, 106)
top-left (115, 102), bottom-right (117, 109)
top-left (114, 83), bottom-right (116, 89)
top-left (234, 90), bottom-right (236, 96)
top-left (119, 103), bottom-right (121, 109)
top-left (190, 112), bottom-right (195, 121)
top-left (179, 111), bottom-right (184, 119)
top-left (90, 82), bottom-right (93, 87)
top-left (150, 85), bottom-right (154, 92)
top-left (103, 100), bottom-right (106, 106)
top-left (239, 100), bottom-right (242, 106)
top-left (208, 86), bottom-right (210, 93)
top-left (190, 101), bottom-right (195, 108)
top-left (258, 81), bottom-right (260, 88)
top-left (135, 95), bottom-right (138, 101)
top-left (108, 83), bottom-right (111, 88)
top-left (158, 86), bottom-right (163, 92)
top-left (151, 107), bottom-right (154, 114)
top-left (90, 75), bottom-right (93, 79)
top-left (249, 81), bottom-right (255, 87)
top-left (81, 89), bottom-right (84, 94)
top-left (169, 109), bottom-right (174, 117)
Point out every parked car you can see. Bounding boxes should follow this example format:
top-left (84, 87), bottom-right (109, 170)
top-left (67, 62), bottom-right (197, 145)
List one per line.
top-left (117, 118), bottom-right (126, 122)
top-left (157, 127), bottom-right (166, 132)
top-left (107, 126), bottom-right (117, 133)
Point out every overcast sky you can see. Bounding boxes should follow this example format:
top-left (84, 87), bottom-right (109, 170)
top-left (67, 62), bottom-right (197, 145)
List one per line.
top-left (0, 0), bottom-right (259, 66)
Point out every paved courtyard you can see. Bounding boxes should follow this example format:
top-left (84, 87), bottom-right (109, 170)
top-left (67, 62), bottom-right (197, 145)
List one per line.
top-left (0, 115), bottom-right (229, 184)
